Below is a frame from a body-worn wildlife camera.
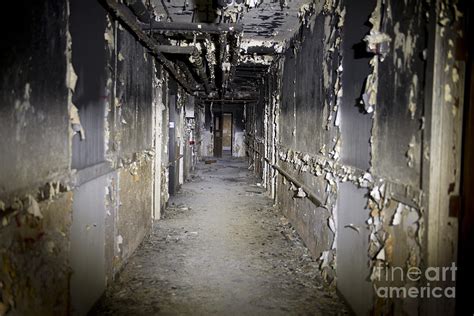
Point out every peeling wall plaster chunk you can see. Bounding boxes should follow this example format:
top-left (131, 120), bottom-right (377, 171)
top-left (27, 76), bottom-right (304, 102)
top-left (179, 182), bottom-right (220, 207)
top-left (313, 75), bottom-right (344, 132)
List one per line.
top-left (69, 104), bottom-right (86, 140)
top-left (408, 74), bottom-right (418, 119)
top-left (376, 247), bottom-right (385, 261)
top-left (361, 57), bottom-right (379, 114)
top-left (104, 29), bottom-right (114, 51)
top-left (364, 31), bottom-right (391, 59)
top-left (444, 84), bottom-right (453, 103)
top-left (26, 195), bottom-right (42, 219)
top-left (391, 203), bottom-right (404, 226)
top-left (406, 135), bottom-right (416, 168)
top-left (117, 235), bottom-right (123, 253)
top-left (66, 63), bottom-right (78, 92)
top-left (296, 187), bottom-right (307, 198)
top-left (370, 184), bottom-right (383, 203)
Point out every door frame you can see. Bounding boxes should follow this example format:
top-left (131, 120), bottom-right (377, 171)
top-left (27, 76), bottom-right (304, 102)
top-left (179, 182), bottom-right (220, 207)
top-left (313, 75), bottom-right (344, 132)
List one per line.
top-left (213, 112), bottom-right (223, 157)
top-left (222, 112), bottom-right (233, 155)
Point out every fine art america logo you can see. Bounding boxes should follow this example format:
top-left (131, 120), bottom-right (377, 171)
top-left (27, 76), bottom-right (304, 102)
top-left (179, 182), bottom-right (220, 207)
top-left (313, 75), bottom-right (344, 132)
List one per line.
top-left (374, 263), bottom-right (457, 299)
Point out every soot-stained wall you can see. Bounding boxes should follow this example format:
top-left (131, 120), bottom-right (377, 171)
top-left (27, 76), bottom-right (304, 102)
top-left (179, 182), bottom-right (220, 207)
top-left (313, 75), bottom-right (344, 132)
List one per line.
top-left (0, 1), bottom-right (72, 315)
top-left (276, 2), bottom-right (342, 273)
top-left (245, 0), bottom-right (464, 314)
top-left (0, 1), bottom-right (70, 196)
top-left (0, 0), bottom-right (195, 314)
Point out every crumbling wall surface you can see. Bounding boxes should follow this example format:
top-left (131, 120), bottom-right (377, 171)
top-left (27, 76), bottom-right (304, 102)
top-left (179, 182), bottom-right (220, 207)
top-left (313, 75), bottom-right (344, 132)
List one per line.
top-left (70, 0), bottom-right (108, 170)
top-left (362, 1), bottom-right (429, 314)
top-left (1, 1), bottom-right (169, 314)
top-left (339, 0), bottom-right (374, 170)
top-left (254, 0), bottom-right (452, 314)
top-left (274, 2), bottom-right (343, 273)
top-left (336, 0), bottom-right (375, 314)
top-left (0, 192), bottom-right (73, 316)
top-left (246, 83), bottom-right (267, 178)
top-left (116, 28), bottom-right (153, 159)
top-left (68, 3), bottom-right (111, 314)
top-left (0, 1), bottom-right (70, 196)
top-left (116, 161), bottom-right (153, 265)
top-left (422, 0), bottom-right (467, 314)
top-left (370, 0), bottom-right (426, 187)
top-left (0, 1), bottom-right (73, 315)
top-left (107, 26), bottom-right (156, 273)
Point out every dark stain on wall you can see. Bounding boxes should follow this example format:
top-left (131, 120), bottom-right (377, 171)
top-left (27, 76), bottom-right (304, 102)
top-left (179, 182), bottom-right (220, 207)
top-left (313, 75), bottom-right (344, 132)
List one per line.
top-left (70, 0), bottom-right (108, 170)
top-left (0, 0), bottom-right (70, 196)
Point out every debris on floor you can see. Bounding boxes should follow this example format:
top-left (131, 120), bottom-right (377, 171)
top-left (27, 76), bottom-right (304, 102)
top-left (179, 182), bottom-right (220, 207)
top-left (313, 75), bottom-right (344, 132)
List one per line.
top-left (91, 158), bottom-right (348, 315)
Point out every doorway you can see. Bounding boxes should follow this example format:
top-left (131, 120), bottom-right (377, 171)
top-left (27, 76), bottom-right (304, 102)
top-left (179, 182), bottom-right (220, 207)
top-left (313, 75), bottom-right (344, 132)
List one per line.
top-left (222, 113), bottom-right (233, 156)
top-left (213, 112), bottom-right (233, 157)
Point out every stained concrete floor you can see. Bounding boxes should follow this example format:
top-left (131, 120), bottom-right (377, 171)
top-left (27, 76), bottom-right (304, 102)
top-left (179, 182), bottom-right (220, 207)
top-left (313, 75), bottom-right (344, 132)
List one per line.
top-left (91, 158), bottom-right (349, 315)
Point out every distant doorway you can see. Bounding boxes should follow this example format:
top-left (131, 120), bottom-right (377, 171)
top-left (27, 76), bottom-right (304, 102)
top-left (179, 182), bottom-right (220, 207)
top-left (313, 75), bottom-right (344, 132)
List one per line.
top-left (213, 112), bottom-right (233, 157)
top-left (222, 113), bottom-right (233, 156)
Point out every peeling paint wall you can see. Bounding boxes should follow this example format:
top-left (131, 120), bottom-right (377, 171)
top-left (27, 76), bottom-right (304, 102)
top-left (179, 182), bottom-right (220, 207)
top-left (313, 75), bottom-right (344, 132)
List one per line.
top-left (0, 1), bottom-right (70, 196)
top-left (0, 1), bottom-right (72, 314)
top-left (274, 0), bottom-right (345, 282)
top-left (245, 0), bottom-right (466, 315)
top-left (0, 0), bottom-right (195, 314)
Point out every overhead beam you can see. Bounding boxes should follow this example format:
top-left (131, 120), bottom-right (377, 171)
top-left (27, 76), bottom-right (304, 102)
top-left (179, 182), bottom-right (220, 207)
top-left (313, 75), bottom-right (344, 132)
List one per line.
top-left (142, 21), bottom-right (243, 34)
top-left (157, 45), bottom-right (197, 55)
top-left (198, 98), bottom-right (258, 103)
top-left (241, 46), bottom-right (279, 55)
top-left (100, 0), bottom-right (196, 94)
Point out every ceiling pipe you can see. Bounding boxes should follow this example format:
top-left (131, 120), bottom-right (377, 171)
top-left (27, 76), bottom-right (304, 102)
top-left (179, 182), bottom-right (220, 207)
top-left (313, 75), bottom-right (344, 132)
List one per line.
top-left (189, 49), bottom-right (211, 94)
top-left (175, 60), bottom-right (202, 91)
top-left (227, 33), bottom-right (241, 95)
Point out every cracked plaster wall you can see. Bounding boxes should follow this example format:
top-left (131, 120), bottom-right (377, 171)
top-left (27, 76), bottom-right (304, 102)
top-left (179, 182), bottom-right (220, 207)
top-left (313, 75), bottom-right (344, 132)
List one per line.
top-left (0, 0), bottom-right (193, 314)
top-left (0, 1), bottom-right (72, 315)
top-left (246, 0), bottom-right (464, 314)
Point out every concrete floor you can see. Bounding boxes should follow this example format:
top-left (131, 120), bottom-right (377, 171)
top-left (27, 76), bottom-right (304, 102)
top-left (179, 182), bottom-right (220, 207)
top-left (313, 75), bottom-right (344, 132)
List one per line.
top-left (90, 158), bottom-right (349, 315)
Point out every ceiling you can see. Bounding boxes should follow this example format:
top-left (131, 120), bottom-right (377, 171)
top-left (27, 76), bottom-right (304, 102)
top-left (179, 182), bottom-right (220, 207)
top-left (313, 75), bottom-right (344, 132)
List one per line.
top-left (152, 0), bottom-right (313, 45)
top-left (148, 0), bottom-right (314, 99)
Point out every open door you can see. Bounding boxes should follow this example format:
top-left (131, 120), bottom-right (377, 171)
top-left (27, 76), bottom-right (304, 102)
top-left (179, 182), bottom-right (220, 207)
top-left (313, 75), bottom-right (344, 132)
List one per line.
top-left (213, 113), bottom-right (223, 157)
top-left (222, 113), bottom-right (233, 155)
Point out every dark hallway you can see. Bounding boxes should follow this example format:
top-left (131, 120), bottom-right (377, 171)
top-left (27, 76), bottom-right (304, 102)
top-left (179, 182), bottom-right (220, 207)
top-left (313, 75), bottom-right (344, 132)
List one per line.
top-left (91, 158), bottom-right (347, 315)
top-left (1, 0), bottom-right (473, 315)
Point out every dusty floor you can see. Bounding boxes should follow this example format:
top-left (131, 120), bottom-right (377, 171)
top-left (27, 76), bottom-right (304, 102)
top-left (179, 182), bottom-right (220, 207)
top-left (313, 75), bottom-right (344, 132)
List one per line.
top-left (91, 158), bottom-right (349, 315)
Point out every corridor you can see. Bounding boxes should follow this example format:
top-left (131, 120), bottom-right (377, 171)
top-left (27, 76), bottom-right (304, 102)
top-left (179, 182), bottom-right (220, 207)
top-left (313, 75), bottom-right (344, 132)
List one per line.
top-left (91, 158), bottom-right (348, 315)
top-left (1, 0), bottom-right (473, 315)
